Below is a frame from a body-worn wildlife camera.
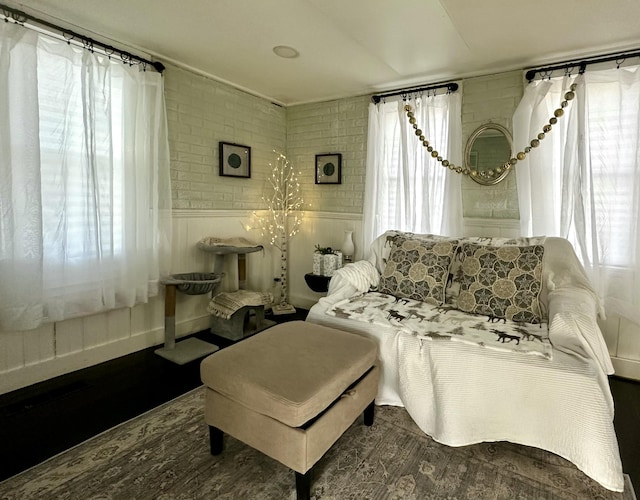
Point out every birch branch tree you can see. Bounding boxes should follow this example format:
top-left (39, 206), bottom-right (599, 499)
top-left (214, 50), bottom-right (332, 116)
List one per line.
top-left (255, 152), bottom-right (303, 310)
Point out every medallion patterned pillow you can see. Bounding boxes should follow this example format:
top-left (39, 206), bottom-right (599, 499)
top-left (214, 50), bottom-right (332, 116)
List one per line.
top-left (379, 236), bottom-right (458, 305)
top-left (456, 243), bottom-right (545, 323)
top-left (445, 236), bottom-right (547, 306)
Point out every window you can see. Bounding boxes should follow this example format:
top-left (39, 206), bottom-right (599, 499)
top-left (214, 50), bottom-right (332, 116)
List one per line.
top-left (583, 79), bottom-right (637, 267)
top-left (0, 23), bottom-right (171, 331)
top-left (38, 53), bottom-right (124, 263)
top-left (514, 66), bottom-right (640, 323)
top-left (363, 93), bottom-right (463, 249)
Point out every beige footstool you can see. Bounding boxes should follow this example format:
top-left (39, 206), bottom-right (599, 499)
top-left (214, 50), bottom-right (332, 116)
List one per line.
top-left (200, 320), bottom-right (379, 500)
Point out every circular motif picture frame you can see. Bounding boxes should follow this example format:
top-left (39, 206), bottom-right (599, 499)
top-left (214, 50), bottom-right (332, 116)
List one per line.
top-left (219, 141), bottom-right (251, 178)
top-left (315, 153), bottom-right (342, 184)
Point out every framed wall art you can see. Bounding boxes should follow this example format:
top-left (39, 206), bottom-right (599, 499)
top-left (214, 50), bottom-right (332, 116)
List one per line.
top-left (315, 153), bottom-right (342, 184)
top-left (219, 142), bottom-right (251, 178)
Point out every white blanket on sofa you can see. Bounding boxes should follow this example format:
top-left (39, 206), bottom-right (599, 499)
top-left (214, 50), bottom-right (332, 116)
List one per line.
top-left (307, 235), bottom-right (623, 492)
top-left (308, 299), bottom-right (623, 492)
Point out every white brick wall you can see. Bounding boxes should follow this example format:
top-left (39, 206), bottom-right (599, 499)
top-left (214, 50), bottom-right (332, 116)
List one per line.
top-left (164, 65), bottom-right (524, 220)
top-left (164, 64), bottom-right (287, 210)
top-left (461, 71), bottom-right (524, 220)
top-left (286, 96), bottom-right (369, 214)
top-left (283, 74), bottom-right (524, 220)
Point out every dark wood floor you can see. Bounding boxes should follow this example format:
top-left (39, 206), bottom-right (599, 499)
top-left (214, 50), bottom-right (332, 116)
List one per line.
top-left (610, 376), bottom-right (640, 491)
top-left (0, 310), bottom-right (307, 482)
top-left (1, 312), bottom-right (639, 494)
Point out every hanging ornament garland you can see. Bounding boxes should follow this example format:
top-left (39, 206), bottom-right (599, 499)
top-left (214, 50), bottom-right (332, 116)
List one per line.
top-left (403, 81), bottom-right (578, 181)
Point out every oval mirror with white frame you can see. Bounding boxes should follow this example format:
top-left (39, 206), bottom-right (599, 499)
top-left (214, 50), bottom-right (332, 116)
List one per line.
top-left (465, 123), bottom-right (513, 186)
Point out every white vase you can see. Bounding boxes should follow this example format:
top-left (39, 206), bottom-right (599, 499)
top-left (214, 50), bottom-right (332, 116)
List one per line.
top-left (342, 230), bottom-right (355, 263)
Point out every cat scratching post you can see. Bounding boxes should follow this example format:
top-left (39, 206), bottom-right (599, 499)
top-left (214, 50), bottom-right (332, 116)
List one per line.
top-left (198, 237), bottom-right (276, 341)
top-left (155, 272), bottom-right (222, 364)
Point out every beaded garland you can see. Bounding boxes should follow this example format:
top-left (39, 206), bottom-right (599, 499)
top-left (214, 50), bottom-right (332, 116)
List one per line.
top-left (404, 82), bottom-right (578, 180)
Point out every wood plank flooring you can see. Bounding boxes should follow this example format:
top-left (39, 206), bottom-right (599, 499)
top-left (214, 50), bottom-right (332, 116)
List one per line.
top-left (1, 313), bottom-right (638, 494)
top-left (610, 376), bottom-right (640, 492)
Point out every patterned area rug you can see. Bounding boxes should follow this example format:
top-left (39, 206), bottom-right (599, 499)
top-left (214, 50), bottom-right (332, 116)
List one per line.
top-left (0, 388), bottom-right (634, 500)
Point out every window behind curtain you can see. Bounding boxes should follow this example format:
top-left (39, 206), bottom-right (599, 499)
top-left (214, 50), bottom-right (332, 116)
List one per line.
top-left (585, 78), bottom-right (637, 268)
top-left (363, 93), bottom-right (463, 250)
top-left (0, 24), bottom-right (172, 331)
top-left (514, 67), bottom-right (640, 324)
top-left (38, 50), bottom-right (124, 263)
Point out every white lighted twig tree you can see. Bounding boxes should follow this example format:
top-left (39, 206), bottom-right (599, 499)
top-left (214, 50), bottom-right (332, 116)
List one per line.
top-left (255, 151), bottom-right (303, 313)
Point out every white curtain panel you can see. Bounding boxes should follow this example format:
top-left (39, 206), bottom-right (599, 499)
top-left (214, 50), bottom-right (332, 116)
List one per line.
top-left (363, 92), bottom-right (463, 250)
top-left (0, 23), bottom-right (172, 331)
top-left (514, 68), bottom-right (640, 324)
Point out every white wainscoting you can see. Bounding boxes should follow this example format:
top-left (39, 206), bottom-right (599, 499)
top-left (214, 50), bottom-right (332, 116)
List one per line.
top-left (288, 211), bottom-right (363, 309)
top-left (0, 210), bottom-right (363, 395)
top-left (599, 314), bottom-right (640, 380)
top-left (2, 213), bottom-right (637, 395)
top-left (0, 211), bottom-right (253, 395)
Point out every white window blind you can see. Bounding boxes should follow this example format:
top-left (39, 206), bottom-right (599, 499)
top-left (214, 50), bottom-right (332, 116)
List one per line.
top-left (585, 79), bottom-right (637, 267)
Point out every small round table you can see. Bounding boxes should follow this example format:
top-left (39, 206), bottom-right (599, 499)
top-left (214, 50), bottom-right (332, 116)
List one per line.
top-left (304, 273), bottom-right (332, 293)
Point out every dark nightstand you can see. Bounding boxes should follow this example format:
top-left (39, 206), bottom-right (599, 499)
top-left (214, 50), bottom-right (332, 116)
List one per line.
top-left (304, 273), bottom-right (332, 293)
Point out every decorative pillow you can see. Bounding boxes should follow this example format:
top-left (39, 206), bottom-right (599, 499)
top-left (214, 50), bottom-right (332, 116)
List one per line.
top-left (456, 243), bottom-right (545, 323)
top-left (371, 231), bottom-right (451, 274)
top-left (445, 236), bottom-right (547, 306)
top-left (378, 236), bottom-right (458, 305)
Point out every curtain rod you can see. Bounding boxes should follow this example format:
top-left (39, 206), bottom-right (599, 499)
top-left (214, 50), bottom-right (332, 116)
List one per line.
top-left (0, 3), bottom-right (165, 73)
top-left (371, 81), bottom-right (459, 104)
top-left (525, 48), bottom-right (640, 82)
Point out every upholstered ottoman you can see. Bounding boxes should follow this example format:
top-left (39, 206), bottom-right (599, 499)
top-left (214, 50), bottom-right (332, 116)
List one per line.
top-left (200, 320), bottom-right (379, 500)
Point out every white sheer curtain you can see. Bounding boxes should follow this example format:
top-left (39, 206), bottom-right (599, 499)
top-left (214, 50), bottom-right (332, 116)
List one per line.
top-left (363, 92), bottom-right (463, 250)
top-left (0, 23), bottom-right (172, 331)
top-left (514, 67), bottom-right (640, 324)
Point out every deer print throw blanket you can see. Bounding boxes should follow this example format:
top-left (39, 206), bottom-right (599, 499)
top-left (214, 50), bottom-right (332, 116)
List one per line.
top-left (326, 292), bottom-right (552, 359)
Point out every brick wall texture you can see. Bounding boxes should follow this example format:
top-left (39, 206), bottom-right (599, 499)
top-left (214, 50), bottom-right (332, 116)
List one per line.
top-left (165, 64), bottom-right (523, 217)
top-left (164, 64), bottom-right (286, 210)
top-left (286, 96), bottom-right (369, 214)
top-left (461, 71), bottom-right (524, 219)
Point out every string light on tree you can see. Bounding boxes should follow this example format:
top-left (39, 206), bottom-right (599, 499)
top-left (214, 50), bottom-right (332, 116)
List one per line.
top-left (253, 151), bottom-right (304, 315)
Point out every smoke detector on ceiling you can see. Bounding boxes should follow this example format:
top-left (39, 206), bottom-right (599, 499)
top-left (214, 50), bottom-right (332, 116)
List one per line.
top-left (272, 45), bottom-right (300, 59)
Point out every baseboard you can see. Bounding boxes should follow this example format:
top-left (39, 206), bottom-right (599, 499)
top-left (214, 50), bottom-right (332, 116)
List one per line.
top-left (611, 356), bottom-right (640, 381)
top-left (0, 315), bottom-right (211, 396)
top-left (290, 291), bottom-right (322, 311)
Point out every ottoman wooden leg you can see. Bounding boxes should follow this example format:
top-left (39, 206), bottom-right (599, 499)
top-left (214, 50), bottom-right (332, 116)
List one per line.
top-left (364, 400), bottom-right (375, 426)
top-left (209, 425), bottom-right (223, 455)
top-left (295, 469), bottom-right (312, 500)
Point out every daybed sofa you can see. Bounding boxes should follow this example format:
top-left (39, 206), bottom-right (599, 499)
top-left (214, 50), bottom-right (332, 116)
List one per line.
top-left (306, 231), bottom-right (624, 492)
